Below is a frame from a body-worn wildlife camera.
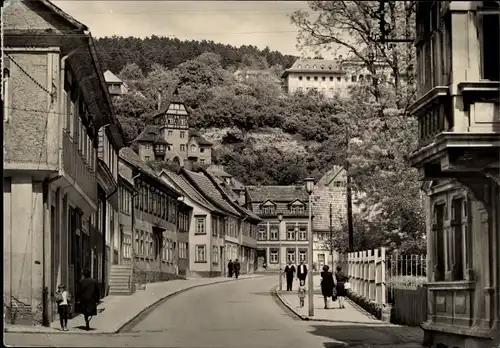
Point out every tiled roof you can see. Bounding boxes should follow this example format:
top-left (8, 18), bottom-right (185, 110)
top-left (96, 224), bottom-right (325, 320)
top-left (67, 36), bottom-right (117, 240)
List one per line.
top-left (190, 135), bottom-right (212, 146)
top-left (160, 170), bottom-right (223, 213)
top-left (206, 164), bottom-right (231, 178)
top-left (246, 185), bottom-right (309, 203)
top-left (203, 171), bottom-right (262, 222)
top-left (119, 148), bottom-right (181, 196)
top-left (182, 169), bottom-right (241, 217)
top-left (282, 59), bottom-right (342, 77)
top-left (317, 166), bottom-right (346, 187)
top-left (134, 125), bottom-right (169, 144)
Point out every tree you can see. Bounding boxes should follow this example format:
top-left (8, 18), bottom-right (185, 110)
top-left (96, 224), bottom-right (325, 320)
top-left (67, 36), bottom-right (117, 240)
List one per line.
top-left (291, 1), bottom-right (425, 253)
top-left (118, 62), bottom-right (145, 82)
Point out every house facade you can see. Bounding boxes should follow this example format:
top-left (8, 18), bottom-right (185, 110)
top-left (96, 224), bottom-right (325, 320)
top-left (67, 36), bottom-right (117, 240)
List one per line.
top-left (136, 99), bottom-right (213, 167)
top-left (202, 168), bottom-right (261, 275)
top-left (311, 166), bottom-right (347, 269)
top-left (118, 148), bottom-right (186, 291)
top-left (247, 185), bottom-right (311, 271)
top-left (282, 57), bottom-right (397, 98)
top-left (103, 70), bottom-right (129, 97)
top-left (2, 0), bottom-right (122, 325)
top-left (159, 169), bottom-right (226, 277)
top-left (409, 2), bottom-right (499, 348)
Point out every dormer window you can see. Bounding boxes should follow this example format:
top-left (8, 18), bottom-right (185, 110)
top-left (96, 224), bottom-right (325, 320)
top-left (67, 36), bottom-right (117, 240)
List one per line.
top-left (290, 201), bottom-right (305, 214)
top-left (262, 206), bottom-right (275, 215)
top-left (321, 65), bottom-right (324, 69)
top-left (305, 64), bottom-right (309, 68)
top-left (297, 64), bottom-right (302, 68)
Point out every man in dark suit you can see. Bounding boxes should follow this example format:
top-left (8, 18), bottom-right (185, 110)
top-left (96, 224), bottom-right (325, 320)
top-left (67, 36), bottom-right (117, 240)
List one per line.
top-left (297, 260), bottom-right (308, 282)
top-left (284, 261), bottom-right (296, 291)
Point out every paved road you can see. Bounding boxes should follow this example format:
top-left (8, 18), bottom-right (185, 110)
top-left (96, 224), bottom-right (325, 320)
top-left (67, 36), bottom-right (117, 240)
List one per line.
top-left (5, 276), bottom-right (420, 348)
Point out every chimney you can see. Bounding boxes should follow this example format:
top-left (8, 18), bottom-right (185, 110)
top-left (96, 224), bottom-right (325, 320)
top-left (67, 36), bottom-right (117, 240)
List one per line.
top-left (157, 92), bottom-right (162, 111)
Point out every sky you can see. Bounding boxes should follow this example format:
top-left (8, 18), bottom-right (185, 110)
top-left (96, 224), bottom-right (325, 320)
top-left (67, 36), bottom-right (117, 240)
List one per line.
top-left (52, 1), bottom-right (318, 57)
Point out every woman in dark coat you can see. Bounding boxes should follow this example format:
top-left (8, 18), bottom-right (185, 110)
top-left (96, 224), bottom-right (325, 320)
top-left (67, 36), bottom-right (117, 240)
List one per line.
top-left (78, 269), bottom-right (100, 330)
top-left (335, 266), bottom-right (349, 309)
top-left (320, 265), bottom-right (335, 309)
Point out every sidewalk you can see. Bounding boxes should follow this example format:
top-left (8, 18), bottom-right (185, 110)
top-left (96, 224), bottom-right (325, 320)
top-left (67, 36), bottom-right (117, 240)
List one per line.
top-left (4, 274), bottom-right (264, 334)
top-left (276, 275), bottom-right (424, 346)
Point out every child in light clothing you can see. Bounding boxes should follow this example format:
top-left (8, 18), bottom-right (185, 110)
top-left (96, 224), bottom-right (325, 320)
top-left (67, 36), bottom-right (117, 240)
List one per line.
top-left (298, 280), bottom-right (306, 307)
top-left (55, 284), bottom-right (71, 331)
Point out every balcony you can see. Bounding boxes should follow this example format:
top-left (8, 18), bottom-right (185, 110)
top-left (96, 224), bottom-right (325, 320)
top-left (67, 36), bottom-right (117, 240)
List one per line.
top-left (62, 131), bottom-right (98, 211)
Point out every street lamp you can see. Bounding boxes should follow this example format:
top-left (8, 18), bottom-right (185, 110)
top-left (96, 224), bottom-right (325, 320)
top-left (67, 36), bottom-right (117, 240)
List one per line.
top-left (304, 177), bottom-right (315, 317)
top-left (277, 212), bottom-right (283, 292)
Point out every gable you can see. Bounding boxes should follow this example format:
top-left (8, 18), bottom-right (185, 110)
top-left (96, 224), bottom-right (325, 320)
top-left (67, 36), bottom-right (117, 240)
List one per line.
top-left (4, 0), bottom-right (85, 33)
top-left (261, 200), bottom-right (276, 207)
top-left (289, 199), bottom-right (305, 206)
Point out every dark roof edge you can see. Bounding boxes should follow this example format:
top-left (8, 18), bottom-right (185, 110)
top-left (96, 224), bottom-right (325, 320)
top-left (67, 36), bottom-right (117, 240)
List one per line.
top-left (118, 154), bottom-right (181, 197)
top-left (180, 168), bottom-right (240, 218)
top-left (158, 169), bottom-right (225, 214)
top-left (201, 168), bottom-right (261, 223)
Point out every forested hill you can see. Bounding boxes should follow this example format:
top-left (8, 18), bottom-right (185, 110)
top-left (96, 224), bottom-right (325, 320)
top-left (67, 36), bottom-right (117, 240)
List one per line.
top-left (95, 35), bottom-right (297, 74)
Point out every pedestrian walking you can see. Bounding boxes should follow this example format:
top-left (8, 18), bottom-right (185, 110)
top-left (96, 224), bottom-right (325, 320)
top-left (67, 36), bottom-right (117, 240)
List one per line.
top-left (228, 260), bottom-right (234, 278)
top-left (320, 265), bottom-right (335, 309)
top-left (234, 259), bottom-right (241, 279)
top-left (263, 262), bottom-right (267, 271)
top-left (297, 260), bottom-right (308, 282)
top-left (297, 279), bottom-right (306, 307)
top-left (284, 261), bottom-right (296, 291)
top-left (55, 284), bottom-right (71, 331)
top-left (335, 266), bottom-right (349, 309)
top-left (78, 269), bottom-right (100, 330)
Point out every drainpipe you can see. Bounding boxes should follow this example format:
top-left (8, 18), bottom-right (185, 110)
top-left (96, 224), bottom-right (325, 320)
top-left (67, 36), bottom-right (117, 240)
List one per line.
top-left (130, 174), bottom-right (140, 284)
top-left (58, 49), bottom-right (78, 174)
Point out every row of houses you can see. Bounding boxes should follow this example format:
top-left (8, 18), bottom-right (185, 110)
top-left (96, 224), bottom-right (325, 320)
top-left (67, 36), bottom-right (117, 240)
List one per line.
top-left (2, 0), bottom-right (352, 327)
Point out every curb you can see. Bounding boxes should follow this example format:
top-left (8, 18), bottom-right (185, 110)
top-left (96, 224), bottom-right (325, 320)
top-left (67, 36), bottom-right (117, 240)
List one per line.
top-left (117, 274), bottom-right (268, 333)
top-left (5, 275), bottom-right (268, 335)
top-left (274, 285), bottom-right (309, 321)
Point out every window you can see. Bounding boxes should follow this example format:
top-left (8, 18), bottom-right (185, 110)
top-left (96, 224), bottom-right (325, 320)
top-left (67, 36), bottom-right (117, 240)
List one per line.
top-left (482, 1), bottom-right (500, 81)
top-left (212, 246), bottom-right (219, 264)
top-left (168, 130), bottom-right (173, 136)
top-left (190, 145), bottom-right (197, 152)
top-left (200, 159), bottom-right (205, 165)
top-left (144, 155), bottom-right (150, 161)
top-left (3, 63), bottom-right (10, 122)
top-left (298, 76), bottom-right (303, 81)
top-left (261, 206), bottom-right (275, 215)
top-left (297, 87), bottom-right (303, 93)
top-left (314, 76), bottom-right (318, 81)
top-left (306, 76), bottom-right (310, 81)
top-left (195, 245), bottom-right (206, 262)
top-left (286, 226), bottom-right (296, 240)
top-left (351, 75), bottom-right (357, 82)
top-left (329, 76), bottom-right (334, 81)
top-left (258, 227), bottom-right (267, 240)
top-left (290, 203), bottom-right (304, 214)
top-left (180, 144), bottom-right (185, 151)
top-left (337, 76), bottom-right (341, 81)
top-left (298, 226), bottom-right (307, 240)
top-left (180, 131), bottom-right (185, 138)
top-left (200, 148), bottom-right (205, 153)
top-left (433, 203), bottom-right (445, 281)
top-left (321, 76), bottom-right (326, 81)
top-left (180, 118), bottom-right (186, 126)
top-left (270, 249), bottom-right (279, 264)
top-left (195, 216), bottom-right (206, 234)
top-left (287, 249), bottom-right (296, 263)
top-left (270, 226), bottom-right (279, 240)
top-left (299, 250), bottom-right (307, 263)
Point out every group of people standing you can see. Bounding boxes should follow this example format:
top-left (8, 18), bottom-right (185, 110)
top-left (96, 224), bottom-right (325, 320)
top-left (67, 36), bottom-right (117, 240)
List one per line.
top-left (282, 260), bottom-right (349, 310)
top-left (54, 269), bottom-right (101, 331)
top-left (227, 259), bottom-right (241, 279)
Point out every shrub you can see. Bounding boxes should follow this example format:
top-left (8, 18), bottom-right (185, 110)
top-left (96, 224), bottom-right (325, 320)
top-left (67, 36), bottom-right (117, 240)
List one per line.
top-left (388, 275), bottom-right (427, 289)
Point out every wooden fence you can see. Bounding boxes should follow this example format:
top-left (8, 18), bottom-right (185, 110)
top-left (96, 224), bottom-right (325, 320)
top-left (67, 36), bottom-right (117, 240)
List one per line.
top-left (391, 287), bottom-right (427, 326)
top-left (332, 248), bottom-right (387, 304)
top-left (333, 248), bottom-right (428, 326)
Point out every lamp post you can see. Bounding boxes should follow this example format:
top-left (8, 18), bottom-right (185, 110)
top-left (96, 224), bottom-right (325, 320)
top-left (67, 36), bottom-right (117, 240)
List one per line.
top-left (304, 177), bottom-right (315, 317)
top-left (278, 212), bottom-right (283, 292)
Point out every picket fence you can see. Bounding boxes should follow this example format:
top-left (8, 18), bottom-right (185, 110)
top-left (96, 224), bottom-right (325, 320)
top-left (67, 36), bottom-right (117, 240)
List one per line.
top-left (333, 248), bottom-right (428, 327)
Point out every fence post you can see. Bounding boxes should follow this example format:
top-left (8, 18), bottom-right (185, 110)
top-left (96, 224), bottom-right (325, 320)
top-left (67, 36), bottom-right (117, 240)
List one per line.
top-left (368, 249), bottom-right (375, 300)
top-left (380, 247), bottom-right (386, 304)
